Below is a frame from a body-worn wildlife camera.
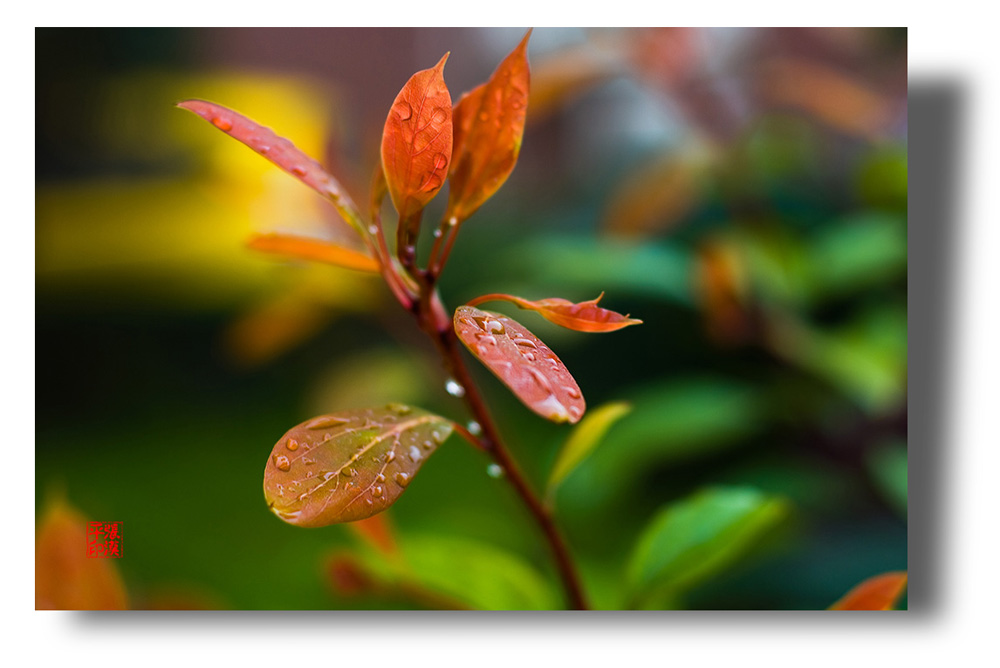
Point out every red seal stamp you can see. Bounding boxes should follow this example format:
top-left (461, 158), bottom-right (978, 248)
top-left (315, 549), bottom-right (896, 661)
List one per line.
top-left (86, 521), bottom-right (123, 558)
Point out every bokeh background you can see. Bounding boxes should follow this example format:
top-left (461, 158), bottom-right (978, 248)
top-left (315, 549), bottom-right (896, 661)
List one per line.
top-left (35, 27), bottom-right (907, 610)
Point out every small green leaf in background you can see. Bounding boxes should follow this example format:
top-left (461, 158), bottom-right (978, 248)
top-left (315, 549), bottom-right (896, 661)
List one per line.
top-left (626, 486), bottom-right (789, 608)
top-left (263, 406), bottom-right (453, 527)
top-left (546, 401), bottom-right (631, 502)
top-left (339, 533), bottom-right (560, 610)
top-left (866, 440), bottom-right (908, 519)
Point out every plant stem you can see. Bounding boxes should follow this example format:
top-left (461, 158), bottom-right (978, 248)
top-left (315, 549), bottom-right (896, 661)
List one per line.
top-left (416, 293), bottom-right (589, 610)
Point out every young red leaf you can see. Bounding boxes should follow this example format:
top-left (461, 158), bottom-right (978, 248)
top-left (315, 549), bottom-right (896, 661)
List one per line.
top-left (468, 292), bottom-right (642, 332)
top-left (446, 30), bottom-right (532, 223)
top-left (829, 571), bottom-right (908, 610)
top-left (380, 53), bottom-right (453, 222)
top-left (264, 405), bottom-right (453, 527)
top-left (454, 305), bottom-right (585, 424)
top-left (176, 99), bottom-right (364, 234)
top-left (246, 233), bottom-right (380, 273)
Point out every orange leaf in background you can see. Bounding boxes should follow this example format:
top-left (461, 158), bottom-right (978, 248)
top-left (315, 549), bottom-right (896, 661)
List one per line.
top-left (467, 292), bottom-right (641, 333)
top-left (829, 571), bottom-right (908, 610)
top-left (176, 99), bottom-right (364, 234)
top-left (247, 233), bottom-right (380, 273)
top-left (454, 305), bottom-right (585, 423)
top-left (446, 30), bottom-right (532, 223)
top-left (380, 53), bottom-right (453, 222)
top-left (347, 513), bottom-right (399, 556)
top-left (35, 497), bottom-right (128, 610)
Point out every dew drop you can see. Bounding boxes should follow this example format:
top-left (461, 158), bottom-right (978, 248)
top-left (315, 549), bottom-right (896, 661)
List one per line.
top-left (568, 406), bottom-right (583, 420)
top-left (372, 485), bottom-right (384, 498)
top-left (513, 338), bottom-right (537, 349)
top-left (368, 224), bottom-right (379, 235)
top-left (445, 378), bottom-right (466, 397)
top-left (211, 117), bottom-right (232, 131)
top-left (387, 403), bottom-right (413, 416)
top-left (433, 228), bottom-right (443, 238)
top-left (566, 387), bottom-right (582, 399)
top-left (432, 428), bottom-right (449, 444)
top-left (341, 467), bottom-right (353, 478)
top-left (486, 463), bottom-right (504, 479)
top-left (366, 498), bottom-right (374, 506)
top-left (291, 165), bottom-right (307, 177)
top-left (323, 471), bottom-right (337, 481)
top-left (431, 108), bottom-right (448, 124)
top-left (395, 101), bottom-right (413, 121)
top-left (477, 335), bottom-right (497, 346)
top-left (420, 173), bottom-right (443, 192)
top-left (306, 415), bottom-right (351, 429)
top-left (408, 445), bottom-right (422, 462)
top-left (523, 352), bottom-right (535, 362)
top-left (297, 492), bottom-right (309, 502)
top-left (385, 450), bottom-right (396, 463)
top-left (394, 472), bottom-right (411, 487)
top-left (487, 320), bottom-right (506, 335)
top-left (433, 153), bottom-right (448, 170)
top-left (467, 420), bottom-right (482, 436)
top-left (285, 438), bottom-right (299, 451)
top-left (376, 473), bottom-right (386, 483)
top-left (302, 457), bottom-right (315, 466)
top-left (259, 144), bottom-right (271, 155)
top-left (273, 455), bottom-right (291, 472)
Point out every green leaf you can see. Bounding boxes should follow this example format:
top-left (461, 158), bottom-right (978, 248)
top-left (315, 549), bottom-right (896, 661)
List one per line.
top-left (627, 487), bottom-right (789, 607)
top-left (546, 401), bottom-right (631, 500)
top-left (866, 440), bottom-right (907, 518)
top-left (263, 405), bottom-right (453, 527)
top-left (399, 534), bottom-right (560, 610)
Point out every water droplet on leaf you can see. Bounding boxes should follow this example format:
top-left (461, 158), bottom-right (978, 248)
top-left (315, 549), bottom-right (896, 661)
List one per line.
top-left (273, 455), bottom-right (291, 472)
top-left (396, 101), bottom-right (413, 121)
top-left (211, 117), bottom-right (232, 131)
top-left (467, 420), bottom-right (482, 436)
top-left (487, 464), bottom-right (504, 479)
top-left (433, 153), bottom-right (448, 169)
top-left (285, 438), bottom-right (299, 451)
top-left (408, 445), bottom-right (422, 462)
top-left (394, 472), bottom-right (410, 487)
top-left (445, 379), bottom-right (466, 397)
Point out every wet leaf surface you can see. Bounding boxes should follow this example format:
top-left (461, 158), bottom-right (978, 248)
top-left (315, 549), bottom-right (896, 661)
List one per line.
top-left (380, 54), bottom-right (453, 221)
top-left (447, 31), bottom-right (531, 223)
top-left (469, 291), bottom-right (641, 332)
top-left (264, 405), bottom-right (453, 527)
top-left (176, 99), bottom-right (363, 233)
top-left (454, 305), bottom-right (585, 423)
top-left (829, 571), bottom-right (907, 610)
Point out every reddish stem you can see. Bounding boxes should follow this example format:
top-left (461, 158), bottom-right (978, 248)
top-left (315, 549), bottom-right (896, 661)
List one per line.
top-left (417, 293), bottom-right (589, 610)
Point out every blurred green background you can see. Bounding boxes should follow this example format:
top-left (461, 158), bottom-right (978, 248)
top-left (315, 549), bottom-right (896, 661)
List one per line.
top-left (35, 27), bottom-right (907, 610)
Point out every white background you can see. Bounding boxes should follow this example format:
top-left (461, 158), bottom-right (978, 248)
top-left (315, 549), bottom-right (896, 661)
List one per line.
top-left (10, 3), bottom-right (999, 666)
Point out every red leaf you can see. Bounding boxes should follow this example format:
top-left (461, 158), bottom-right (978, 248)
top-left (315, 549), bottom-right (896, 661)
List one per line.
top-left (176, 99), bottom-right (364, 234)
top-left (446, 30), bottom-right (532, 223)
top-left (829, 571), bottom-right (908, 610)
top-left (380, 53), bottom-right (453, 222)
top-left (454, 305), bottom-right (585, 424)
top-left (468, 292), bottom-right (642, 333)
top-left (246, 233), bottom-right (380, 273)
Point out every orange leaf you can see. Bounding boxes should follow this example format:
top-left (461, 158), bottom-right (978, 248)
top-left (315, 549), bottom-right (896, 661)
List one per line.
top-left (176, 99), bottom-right (364, 234)
top-left (454, 305), bottom-right (585, 423)
top-left (829, 571), bottom-right (908, 610)
top-left (446, 30), bottom-right (532, 223)
top-left (247, 233), bottom-right (380, 273)
top-left (380, 53), bottom-right (453, 222)
top-left (35, 496), bottom-right (128, 610)
top-left (347, 513), bottom-right (399, 556)
top-left (467, 292), bottom-right (642, 333)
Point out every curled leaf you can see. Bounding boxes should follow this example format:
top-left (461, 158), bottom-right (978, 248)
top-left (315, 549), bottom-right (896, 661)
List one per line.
top-left (247, 233), bottom-right (380, 273)
top-left (468, 292), bottom-right (642, 333)
top-left (454, 305), bottom-right (585, 424)
top-left (829, 571), bottom-right (908, 610)
top-left (380, 53), bottom-right (453, 222)
top-left (446, 30), bottom-right (531, 223)
top-left (263, 405), bottom-right (453, 527)
top-left (176, 99), bottom-right (364, 234)
top-left (546, 401), bottom-right (631, 499)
